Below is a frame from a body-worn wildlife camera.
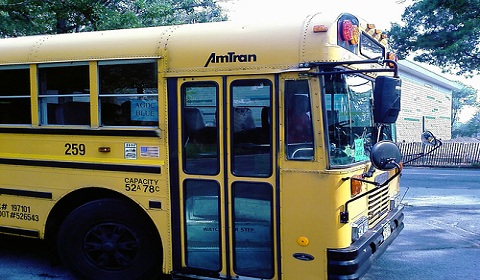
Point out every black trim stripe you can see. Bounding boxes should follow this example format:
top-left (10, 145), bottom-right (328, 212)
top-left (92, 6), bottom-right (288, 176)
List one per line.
top-left (274, 74), bottom-right (282, 280)
top-left (0, 188), bottom-right (52, 199)
top-left (0, 127), bottom-right (160, 137)
top-left (167, 77), bottom-right (182, 270)
top-left (0, 226), bottom-right (40, 238)
top-left (222, 76), bottom-right (231, 277)
top-left (0, 158), bottom-right (161, 174)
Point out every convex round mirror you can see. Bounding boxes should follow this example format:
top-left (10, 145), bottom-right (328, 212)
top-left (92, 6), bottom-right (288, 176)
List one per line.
top-left (370, 141), bottom-right (401, 170)
top-left (421, 131), bottom-right (438, 146)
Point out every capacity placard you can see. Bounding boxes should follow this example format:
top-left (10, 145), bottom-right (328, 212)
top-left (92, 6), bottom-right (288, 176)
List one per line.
top-left (124, 177), bottom-right (160, 193)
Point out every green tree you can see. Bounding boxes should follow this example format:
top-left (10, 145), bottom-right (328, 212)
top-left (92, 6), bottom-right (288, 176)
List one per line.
top-left (0, 0), bottom-right (226, 37)
top-left (453, 110), bottom-right (480, 137)
top-left (389, 0), bottom-right (480, 76)
top-left (451, 85), bottom-right (478, 126)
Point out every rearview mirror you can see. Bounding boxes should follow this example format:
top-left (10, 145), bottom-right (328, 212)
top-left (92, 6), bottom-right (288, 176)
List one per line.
top-left (374, 76), bottom-right (401, 124)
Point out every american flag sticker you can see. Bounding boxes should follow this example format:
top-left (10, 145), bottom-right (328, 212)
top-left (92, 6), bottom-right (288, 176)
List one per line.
top-left (140, 146), bottom-right (160, 158)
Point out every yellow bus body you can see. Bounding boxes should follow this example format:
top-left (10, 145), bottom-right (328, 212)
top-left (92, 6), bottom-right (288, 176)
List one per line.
top-left (0, 12), bottom-right (403, 280)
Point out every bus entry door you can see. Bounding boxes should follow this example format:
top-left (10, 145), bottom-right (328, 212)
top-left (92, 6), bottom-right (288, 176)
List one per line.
top-left (174, 76), bottom-right (277, 279)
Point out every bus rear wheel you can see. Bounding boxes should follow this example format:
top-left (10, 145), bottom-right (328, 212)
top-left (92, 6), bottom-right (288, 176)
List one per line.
top-left (57, 198), bottom-right (162, 280)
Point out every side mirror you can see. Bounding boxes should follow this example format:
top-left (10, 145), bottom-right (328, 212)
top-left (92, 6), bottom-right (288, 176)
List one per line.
top-left (374, 76), bottom-right (401, 124)
top-left (421, 130), bottom-right (438, 146)
top-left (370, 140), bottom-right (401, 170)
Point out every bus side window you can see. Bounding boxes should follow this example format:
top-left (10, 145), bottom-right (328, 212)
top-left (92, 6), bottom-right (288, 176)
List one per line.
top-left (55, 102), bottom-right (90, 125)
top-left (99, 61), bottom-right (158, 127)
top-left (182, 82), bottom-right (219, 175)
top-left (231, 79), bottom-right (272, 177)
top-left (38, 64), bottom-right (90, 126)
top-left (0, 67), bottom-right (31, 125)
top-left (285, 80), bottom-right (314, 160)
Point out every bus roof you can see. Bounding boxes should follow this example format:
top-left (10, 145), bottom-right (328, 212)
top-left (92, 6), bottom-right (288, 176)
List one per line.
top-left (0, 12), bottom-right (384, 75)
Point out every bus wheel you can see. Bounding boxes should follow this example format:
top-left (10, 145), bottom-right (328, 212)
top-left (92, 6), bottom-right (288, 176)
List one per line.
top-left (57, 199), bottom-right (162, 280)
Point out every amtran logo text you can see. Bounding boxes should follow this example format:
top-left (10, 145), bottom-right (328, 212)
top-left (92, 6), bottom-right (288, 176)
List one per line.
top-left (204, 52), bottom-right (257, 67)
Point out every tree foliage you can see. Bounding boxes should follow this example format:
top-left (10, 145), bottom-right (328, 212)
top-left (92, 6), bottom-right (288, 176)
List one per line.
top-left (451, 85), bottom-right (478, 126)
top-left (0, 0), bottom-right (227, 37)
top-left (389, 0), bottom-right (480, 76)
top-left (453, 110), bottom-right (480, 137)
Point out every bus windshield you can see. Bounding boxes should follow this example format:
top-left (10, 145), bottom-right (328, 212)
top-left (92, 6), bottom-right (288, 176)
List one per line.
top-left (323, 72), bottom-right (376, 167)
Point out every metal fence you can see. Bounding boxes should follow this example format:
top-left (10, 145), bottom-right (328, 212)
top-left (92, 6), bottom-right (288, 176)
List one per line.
top-left (398, 142), bottom-right (480, 167)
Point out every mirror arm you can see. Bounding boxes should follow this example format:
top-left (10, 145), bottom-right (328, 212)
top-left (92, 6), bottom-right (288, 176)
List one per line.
top-left (403, 153), bottom-right (425, 164)
top-left (403, 140), bottom-right (443, 164)
top-left (379, 162), bottom-right (402, 187)
top-left (340, 160), bottom-right (402, 223)
top-left (304, 59), bottom-right (399, 77)
top-left (363, 164), bottom-right (376, 178)
top-left (424, 139), bottom-right (442, 156)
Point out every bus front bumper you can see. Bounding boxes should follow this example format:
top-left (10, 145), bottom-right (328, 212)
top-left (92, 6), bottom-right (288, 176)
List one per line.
top-left (327, 205), bottom-right (404, 280)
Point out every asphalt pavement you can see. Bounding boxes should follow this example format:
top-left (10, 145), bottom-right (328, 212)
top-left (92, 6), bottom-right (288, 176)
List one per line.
top-left (363, 167), bottom-right (480, 280)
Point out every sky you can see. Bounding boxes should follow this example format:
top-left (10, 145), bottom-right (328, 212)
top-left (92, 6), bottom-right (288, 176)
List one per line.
top-left (219, 0), bottom-right (479, 121)
top-left (221, 0), bottom-right (411, 27)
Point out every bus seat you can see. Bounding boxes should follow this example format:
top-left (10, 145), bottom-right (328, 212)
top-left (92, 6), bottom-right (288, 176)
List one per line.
top-left (55, 102), bottom-right (90, 125)
top-left (233, 107), bottom-right (255, 132)
top-left (183, 107), bottom-right (208, 144)
top-left (184, 107), bottom-right (206, 133)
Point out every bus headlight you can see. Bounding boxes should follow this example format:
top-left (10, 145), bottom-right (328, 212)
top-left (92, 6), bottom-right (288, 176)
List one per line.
top-left (352, 216), bottom-right (369, 242)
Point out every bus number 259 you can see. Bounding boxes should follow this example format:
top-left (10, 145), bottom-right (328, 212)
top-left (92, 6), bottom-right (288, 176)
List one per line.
top-left (65, 143), bottom-right (86, 155)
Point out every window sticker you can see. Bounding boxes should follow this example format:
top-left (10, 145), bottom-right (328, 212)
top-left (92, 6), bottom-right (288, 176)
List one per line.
top-left (354, 138), bottom-right (367, 161)
top-left (125, 143), bottom-right (137, 159)
top-left (131, 100), bottom-right (158, 122)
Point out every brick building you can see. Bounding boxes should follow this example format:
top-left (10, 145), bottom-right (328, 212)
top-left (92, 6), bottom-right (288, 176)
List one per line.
top-left (394, 60), bottom-right (462, 142)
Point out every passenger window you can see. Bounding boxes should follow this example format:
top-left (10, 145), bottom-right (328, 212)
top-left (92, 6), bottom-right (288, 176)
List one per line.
top-left (38, 64), bottom-right (90, 126)
top-left (231, 79), bottom-right (272, 177)
top-left (0, 67), bottom-right (31, 125)
top-left (182, 82), bottom-right (219, 175)
top-left (99, 61), bottom-right (158, 127)
top-left (232, 182), bottom-right (274, 278)
top-left (285, 80), bottom-right (314, 160)
top-left (183, 179), bottom-right (221, 270)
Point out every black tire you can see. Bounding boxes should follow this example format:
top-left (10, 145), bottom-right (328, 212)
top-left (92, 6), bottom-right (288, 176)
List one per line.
top-left (57, 199), bottom-right (162, 280)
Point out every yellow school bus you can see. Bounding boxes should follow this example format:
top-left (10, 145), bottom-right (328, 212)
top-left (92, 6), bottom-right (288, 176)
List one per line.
top-left (0, 12), bottom-right (405, 280)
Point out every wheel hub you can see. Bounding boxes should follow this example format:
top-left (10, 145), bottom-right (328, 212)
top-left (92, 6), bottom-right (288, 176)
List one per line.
top-left (83, 222), bottom-right (140, 270)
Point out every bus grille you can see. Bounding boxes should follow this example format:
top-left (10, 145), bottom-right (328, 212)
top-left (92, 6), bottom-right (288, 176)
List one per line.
top-left (368, 185), bottom-right (390, 227)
